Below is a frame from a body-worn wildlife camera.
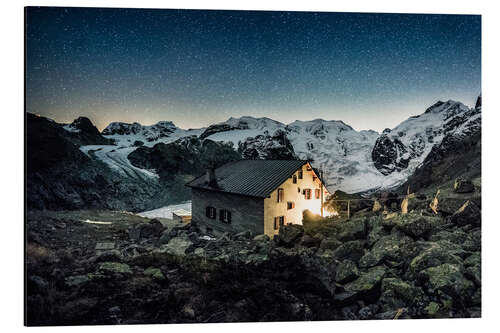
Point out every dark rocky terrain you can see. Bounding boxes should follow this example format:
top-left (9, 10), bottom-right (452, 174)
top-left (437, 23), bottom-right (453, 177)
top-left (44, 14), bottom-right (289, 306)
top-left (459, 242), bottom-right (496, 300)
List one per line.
top-left (26, 176), bottom-right (481, 325)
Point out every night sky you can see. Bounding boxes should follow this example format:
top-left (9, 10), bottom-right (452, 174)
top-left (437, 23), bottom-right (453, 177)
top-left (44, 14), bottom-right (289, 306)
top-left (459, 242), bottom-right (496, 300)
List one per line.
top-left (26, 7), bottom-right (481, 132)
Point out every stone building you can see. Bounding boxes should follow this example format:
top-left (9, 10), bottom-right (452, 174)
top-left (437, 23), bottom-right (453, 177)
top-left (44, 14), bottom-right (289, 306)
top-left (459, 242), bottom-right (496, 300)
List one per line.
top-left (186, 160), bottom-right (330, 236)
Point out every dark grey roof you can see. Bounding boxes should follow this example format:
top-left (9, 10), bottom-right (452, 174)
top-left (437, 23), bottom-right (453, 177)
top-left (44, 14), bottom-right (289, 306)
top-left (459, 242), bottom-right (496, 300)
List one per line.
top-left (187, 160), bottom-right (309, 198)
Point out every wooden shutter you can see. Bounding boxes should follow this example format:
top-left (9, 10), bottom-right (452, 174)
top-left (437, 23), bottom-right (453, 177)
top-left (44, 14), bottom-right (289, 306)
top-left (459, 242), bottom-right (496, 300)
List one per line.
top-left (315, 189), bottom-right (320, 199)
top-left (274, 217), bottom-right (278, 230)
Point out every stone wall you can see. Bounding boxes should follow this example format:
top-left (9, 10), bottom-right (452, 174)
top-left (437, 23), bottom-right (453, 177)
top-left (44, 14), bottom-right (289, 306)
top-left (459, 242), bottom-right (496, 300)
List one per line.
top-left (191, 188), bottom-right (264, 235)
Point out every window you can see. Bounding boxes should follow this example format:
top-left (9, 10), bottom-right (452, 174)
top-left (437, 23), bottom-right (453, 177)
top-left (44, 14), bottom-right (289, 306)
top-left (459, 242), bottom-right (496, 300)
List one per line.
top-left (297, 187), bottom-right (301, 193)
top-left (274, 216), bottom-right (285, 230)
top-left (219, 209), bottom-right (231, 224)
top-left (304, 189), bottom-right (312, 200)
top-left (277, 188), bottom-right (284, 203)
top-left (206, 206), bottom-right (216, 219)
top-left (313, 176), bottom-right (317, 182)
top-left (315, 189), bottom-right (321, 199)
top-left (292, 175), bottom-right (297, 184)
top-left (298, 170), bottom-right (303, 179)
top-left (287, 201), bottom-right (295, 210)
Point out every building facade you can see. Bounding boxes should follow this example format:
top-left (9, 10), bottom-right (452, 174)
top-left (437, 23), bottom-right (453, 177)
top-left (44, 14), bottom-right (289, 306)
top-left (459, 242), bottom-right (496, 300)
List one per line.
top-left (187, 160), bottom-right (330, 237)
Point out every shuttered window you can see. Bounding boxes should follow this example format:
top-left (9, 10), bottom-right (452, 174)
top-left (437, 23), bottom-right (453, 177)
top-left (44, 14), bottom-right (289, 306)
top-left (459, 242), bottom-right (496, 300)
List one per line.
top-left (206, 206), bottom-right (216, 219)
top-left (315, 189), bottom-right (321, 199)
top-left (277, 188), bottom-right (284, 203)
top-left (219, 209), bottom-right (232, 224)
top-left (274, 216), bottom-right (285, 230)
top-left (287, 201), bottom-right (295, 210)
top-left (304, 189), bottom-right (311, 200)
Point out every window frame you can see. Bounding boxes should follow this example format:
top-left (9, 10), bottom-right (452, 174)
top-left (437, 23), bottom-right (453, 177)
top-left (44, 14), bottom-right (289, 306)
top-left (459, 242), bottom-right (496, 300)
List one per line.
top-left (219, 209), bottom-right (232, 224)
top-left (277, 188), bottom-right (284, 203)
top-left (206, 206), bottom-right (216, 219)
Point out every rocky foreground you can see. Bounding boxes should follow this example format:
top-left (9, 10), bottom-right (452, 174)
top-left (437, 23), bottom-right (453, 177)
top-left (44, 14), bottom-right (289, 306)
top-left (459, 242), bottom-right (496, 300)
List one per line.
top-left (26, 179), bottom-right (481, 325)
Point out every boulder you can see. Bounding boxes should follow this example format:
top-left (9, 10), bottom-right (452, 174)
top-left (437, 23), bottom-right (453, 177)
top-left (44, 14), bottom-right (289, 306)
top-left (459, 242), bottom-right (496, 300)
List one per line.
top-left (397, 216), bottom-right (432, 239)
top-left (336, 260), bottom-right (359, 284)
top-left (144, 267), bottom-right (166, 281)
top-left (253, 234), bottom-right (270, 242)
top-left (319, 237), bottom-right (342, 251)
top-left (98, 262), bottom-right (132, 275)
top-left (278, 224), bottom-right (304, 247)
top-left (454, 178), bottom-right (475, 193)
top-left (299, 234), bottom-right (322, 247)
top-left (419, 263), bottom-right (475, 300)
top-left (159, 236), bottom-right (194, 257)
top-left (65, 275), bottom-right (91, 288)
top-left (332, 240), bottom-right (365, 262)
top-left (336, 219), bottom-right (366, 242)
top-left (359, 234), bottom-right (413, 268)
top-left (343, 266), bottom-right (386, 299)
top-left (409, 242), bottom-right (463, 275)
top-left (449, 200), bottom-right (481, 227)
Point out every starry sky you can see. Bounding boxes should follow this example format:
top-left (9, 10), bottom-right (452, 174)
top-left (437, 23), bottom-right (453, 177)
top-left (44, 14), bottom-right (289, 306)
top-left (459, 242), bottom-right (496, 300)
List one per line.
top-left (25, 7), bottom-right (481, 132)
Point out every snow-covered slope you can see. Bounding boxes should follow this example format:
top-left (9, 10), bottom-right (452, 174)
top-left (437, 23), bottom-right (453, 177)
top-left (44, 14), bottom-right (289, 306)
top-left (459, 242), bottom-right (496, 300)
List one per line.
top-left (371, 100), bottom-right (472, 183)
top-left (77, 98), bottom-right (480, 195)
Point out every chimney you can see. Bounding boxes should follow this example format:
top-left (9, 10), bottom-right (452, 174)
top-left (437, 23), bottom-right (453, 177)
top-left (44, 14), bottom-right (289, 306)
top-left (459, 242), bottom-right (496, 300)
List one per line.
top-left (206, 167), bottom-right (217, 187)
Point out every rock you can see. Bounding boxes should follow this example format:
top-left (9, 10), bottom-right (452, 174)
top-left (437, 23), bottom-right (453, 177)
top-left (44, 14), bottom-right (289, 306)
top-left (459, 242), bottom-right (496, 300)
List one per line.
top-left (149, 219), bottom-right (165, 233)
top-left (65, 275), bottom-right (90, 287)
top-left (233, 230), bottom-right (252, 240)
top-left (449, 200), bottom-right (481, 227)
top-left (464, 253), bottom-right (481, 267)
top-left (465, 264), bottom-right (481, 287)
top-left (278, 224), bottom-right (304, 246)
top-left (299, 234), bottom-right (322, 247)
top-left (28, 275), bottom-right (48, 294)
top-left (397, 216), bottom-right (432, 239)
top-left (419, 263), bottom-right (475, 300)
top-left (380, 278), bottom-right (420, 303)
top-left (253, 234), bottom-right (270, 242)
top-left (435, 197), bottom-right (469, 216)
top-left (320, 237), bottom-right (342, 251)
top-left (424, 302), bottom-right (440, 317)
top-left (409, 242), bottom-right (463, 275)
top-left (337, 219), bottom-right (366, 242)
top-left (359, 234), bottom-right (413, 268)
top-left (332, 240), bottom-right (365, 262)
top-left (454, 178), bottom-right (475, 193)
top-left (344, 266), bottom-right (386, 300)
top-left (144, 267), bottom-right (166, 281)
top-left (98, 262), bottom-right (132, 275)
top-left (159, 236), bottom-right (194, 256)
top-left (158, 230), bottom-right (173, 245)
top-left (336, 260), bottom-right (359, 284)
top-left (93, 249), bottom-right (123, 263)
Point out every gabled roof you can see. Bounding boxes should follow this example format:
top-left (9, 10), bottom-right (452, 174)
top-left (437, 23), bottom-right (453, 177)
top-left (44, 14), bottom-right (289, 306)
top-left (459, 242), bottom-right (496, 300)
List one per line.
top-left (187, 159), bottom-right (310, 198)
